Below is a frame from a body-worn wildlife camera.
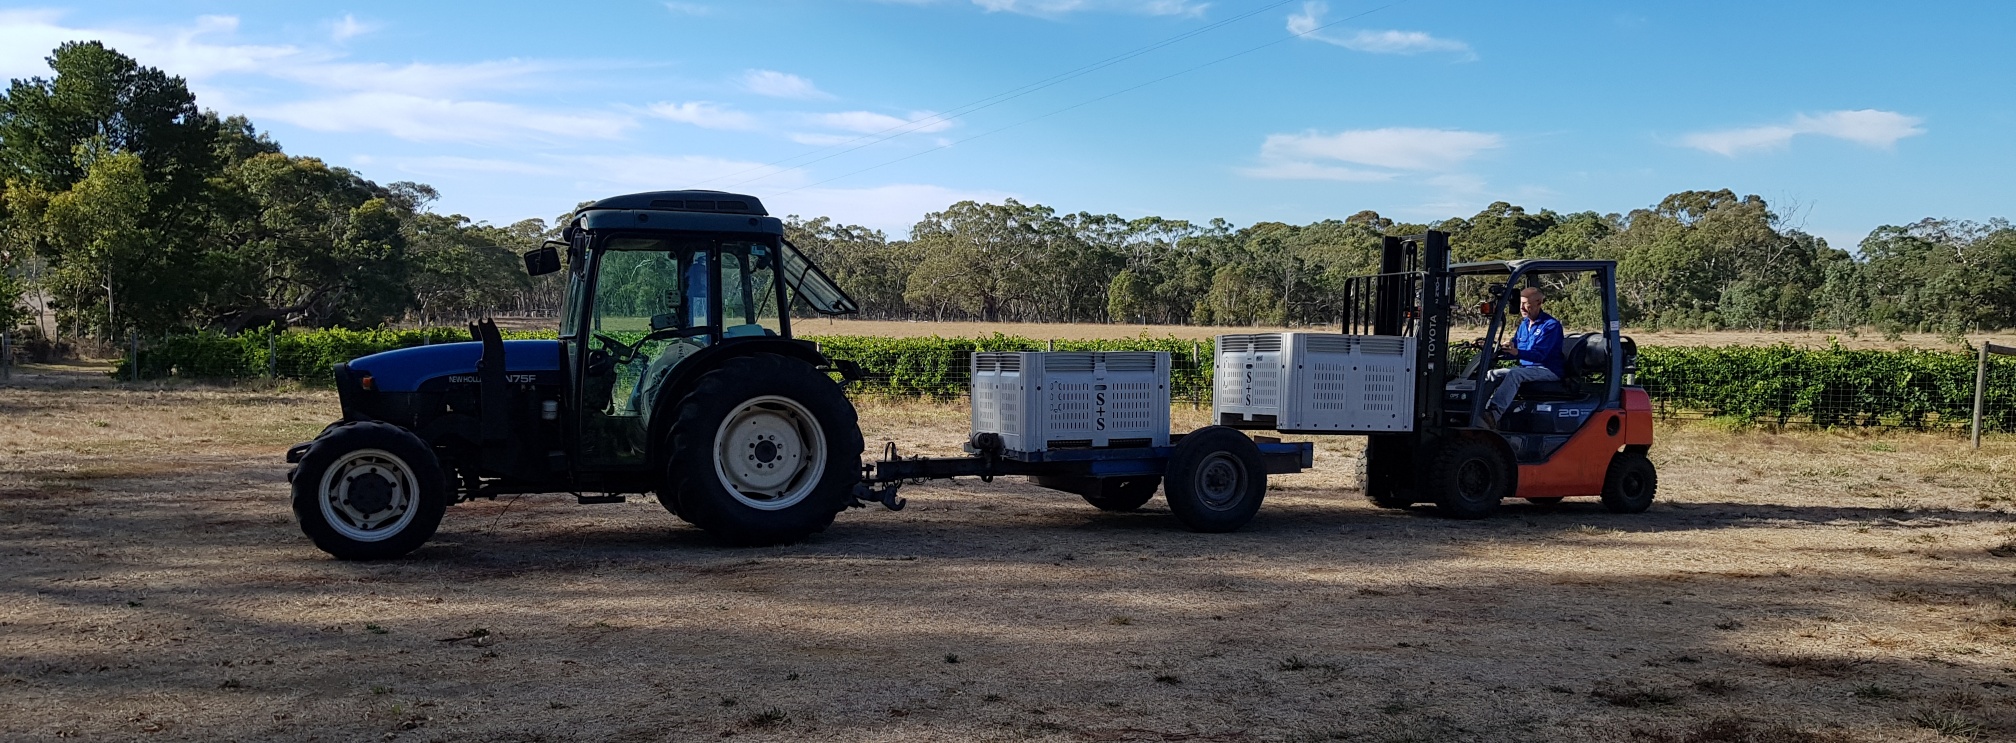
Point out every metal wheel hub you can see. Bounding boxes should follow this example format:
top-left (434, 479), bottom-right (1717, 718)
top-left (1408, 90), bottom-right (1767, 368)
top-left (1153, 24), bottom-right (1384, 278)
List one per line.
top-left (1455, 458), bottom-right (1492, 499)
top-left (713, 396), bottom-right (827, 511)
top-left (1195, 453), bottom-right (1246, 511)
top-left (318, 449), bottom-right (420, 542)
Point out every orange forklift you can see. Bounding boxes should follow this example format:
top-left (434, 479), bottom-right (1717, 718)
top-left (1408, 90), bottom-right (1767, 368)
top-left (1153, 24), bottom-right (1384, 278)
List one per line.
top-left (1347, 231), bottom-right (1656, 518)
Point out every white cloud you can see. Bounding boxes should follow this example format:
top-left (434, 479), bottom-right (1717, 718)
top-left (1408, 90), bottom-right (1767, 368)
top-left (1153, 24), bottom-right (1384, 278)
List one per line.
top-left (1287, 2), bottom-right (1473, 58)
top-left (256, 93), bottom-right (636, 144)
top-left (1257, 128), bottom-right (1502, 172)
top-left (647, 101), bottom-right (759, 131)
top-left (968, 0), bottom-right (1207, 16)
top-left (1236, 161), bottom-right (1395, 182)
top-left (0, 11), bottom-right (302, 82)
top-left (662, 2), bottom-right (713, 15)
top-left (329, 14), bottom-right (376, 42)
top-left (810, 110), bottom-right (954, 134)
top-left (741, 69), bottom-right (832, 100)
top-left (271, 59), bottom-right (556, 96)
top-left (788, 132), bottom-right (860, 146)
top-left (1680, 109), bottom-right (1927, 156)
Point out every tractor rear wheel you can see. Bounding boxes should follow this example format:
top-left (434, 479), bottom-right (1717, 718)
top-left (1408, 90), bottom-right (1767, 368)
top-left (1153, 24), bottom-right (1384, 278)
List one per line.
top-left (664, 354), bottom-right (864, 546)
top-left (1427, 436), bottom-right (1513, 520)
top-left (1031, 475), bottom-right (1162, 512)
top-left (1600, 451), bottom-right (1657, 514)
top-left (1164, 427), bottom-right (1267, 533)
top-left (290, 421), bottom-right (449, 560)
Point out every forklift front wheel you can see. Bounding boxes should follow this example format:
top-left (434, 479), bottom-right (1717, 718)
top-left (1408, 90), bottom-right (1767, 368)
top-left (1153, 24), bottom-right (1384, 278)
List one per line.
top-left (1427, 436), bottom-right (1513, 520)
top-left (1165, 427), bottom-right (1267, 533)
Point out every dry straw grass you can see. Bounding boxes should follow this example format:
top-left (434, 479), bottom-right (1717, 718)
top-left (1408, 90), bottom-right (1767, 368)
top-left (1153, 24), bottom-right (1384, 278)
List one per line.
top-left (4, 363), bottom-right (2016, 741)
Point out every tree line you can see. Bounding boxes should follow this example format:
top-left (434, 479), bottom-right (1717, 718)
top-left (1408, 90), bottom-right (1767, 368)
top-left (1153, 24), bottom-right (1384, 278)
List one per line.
top-left (4, 42), bottom-right (2014, 345)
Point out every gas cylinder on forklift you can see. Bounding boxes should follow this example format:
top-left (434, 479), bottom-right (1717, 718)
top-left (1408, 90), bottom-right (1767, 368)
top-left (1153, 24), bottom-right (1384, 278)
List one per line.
top-left (1333, 230), bottom-right (1658, 518)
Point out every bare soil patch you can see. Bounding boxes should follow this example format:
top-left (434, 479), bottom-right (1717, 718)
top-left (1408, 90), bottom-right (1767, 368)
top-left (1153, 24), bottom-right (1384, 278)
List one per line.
top-left (4, 372), bottom-right (2016, 741)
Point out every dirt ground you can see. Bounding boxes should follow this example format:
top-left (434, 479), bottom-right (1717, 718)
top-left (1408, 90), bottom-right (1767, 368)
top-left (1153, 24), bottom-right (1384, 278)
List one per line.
top-left (4, 364), bottom-right (2016, 742)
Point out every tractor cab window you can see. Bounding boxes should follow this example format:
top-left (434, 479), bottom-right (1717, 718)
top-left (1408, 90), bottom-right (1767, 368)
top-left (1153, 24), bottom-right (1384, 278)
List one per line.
top-left (719, 240), bottom-right (785, 337)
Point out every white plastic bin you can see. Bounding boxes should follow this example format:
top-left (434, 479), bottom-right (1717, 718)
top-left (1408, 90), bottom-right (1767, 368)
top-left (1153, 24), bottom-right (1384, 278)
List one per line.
top-left (1214, 332), bottom-right (1416, 432)
top-left (971, 351), bottom-right (1171, 452)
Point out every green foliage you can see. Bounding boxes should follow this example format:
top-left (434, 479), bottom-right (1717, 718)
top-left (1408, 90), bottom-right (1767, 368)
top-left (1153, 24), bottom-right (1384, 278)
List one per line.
top-left (1635, 343), bottom-right (2016, 431)
top-left (120, 328), bottom-right (2016, 432)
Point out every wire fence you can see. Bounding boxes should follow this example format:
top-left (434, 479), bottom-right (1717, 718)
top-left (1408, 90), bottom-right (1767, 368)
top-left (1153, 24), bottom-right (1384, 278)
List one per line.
top-left (59, 328), bottom-right (2016, 434)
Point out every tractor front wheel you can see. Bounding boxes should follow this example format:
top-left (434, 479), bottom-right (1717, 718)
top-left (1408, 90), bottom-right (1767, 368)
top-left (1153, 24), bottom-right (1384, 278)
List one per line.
top-left (664, 354), bottom-right (864, 546)
top-left (290, 422), bottom-right (449, 560)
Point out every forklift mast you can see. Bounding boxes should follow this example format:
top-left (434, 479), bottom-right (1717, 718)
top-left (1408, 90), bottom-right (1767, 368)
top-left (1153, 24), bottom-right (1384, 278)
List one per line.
top-left (1339, 230), bottom-right (1454, 436)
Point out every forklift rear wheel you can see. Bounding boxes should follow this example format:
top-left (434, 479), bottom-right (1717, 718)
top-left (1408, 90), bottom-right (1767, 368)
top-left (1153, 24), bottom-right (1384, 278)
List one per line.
top-left (1031, 475), bottom-right (1162, 511)
top-left (1427, 437), bottom-right (1512, 520)
top-left (664, 354), bottom-right (864, 546)
top-left (1600, 451), bottom-right (1657, 514)
top-left (1165, 427), bottom-right (1267, 533)
top-left (290, 422), bottom-right (449, 561)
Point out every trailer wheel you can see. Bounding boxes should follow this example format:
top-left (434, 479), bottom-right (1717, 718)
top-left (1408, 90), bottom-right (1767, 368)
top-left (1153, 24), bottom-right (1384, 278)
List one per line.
top-left (1600, 451), bottom-right (1657, 514)
top-left (1427, 436), bottom-right (1512, 520)
top-left (1031, 475), bottom-right (1162, 511)
top-left (290, 421), bottom-right (449, 560)
top-left (665, 354), bottom-right (864, 546)
top-left (1165, 427), bottom-right (1267, 533)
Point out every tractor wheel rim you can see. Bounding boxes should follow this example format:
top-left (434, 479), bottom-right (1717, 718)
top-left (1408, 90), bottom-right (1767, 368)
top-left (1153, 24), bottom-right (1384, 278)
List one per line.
top-left (1456, 458), bottom-right (1493, 501)
top-left (318, 448), bottom-right (420, 542)
top-left (713, 395), bottom-right (827, 511)
top-left (1195, 453), bottom-right (1246, 511)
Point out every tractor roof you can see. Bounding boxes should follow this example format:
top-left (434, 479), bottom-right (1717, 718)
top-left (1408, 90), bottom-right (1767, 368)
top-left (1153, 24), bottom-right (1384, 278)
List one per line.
top-left (582, 190), bottom-right (768, 216)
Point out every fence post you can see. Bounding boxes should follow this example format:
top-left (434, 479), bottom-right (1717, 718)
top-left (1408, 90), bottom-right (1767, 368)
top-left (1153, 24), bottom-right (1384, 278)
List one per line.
top-left (1046, 339), bottom-right (1054, 352)
top-left (268, 332), bottom-right (278, 379)
top-left (129, 331), bottom-right (139, 383)
top-left (1, 331), bottom-right (9, 380)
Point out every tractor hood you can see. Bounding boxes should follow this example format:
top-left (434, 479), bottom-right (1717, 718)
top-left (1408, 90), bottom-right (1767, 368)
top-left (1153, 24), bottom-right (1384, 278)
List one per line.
top-left (346, 340), bottom-right (564, 393)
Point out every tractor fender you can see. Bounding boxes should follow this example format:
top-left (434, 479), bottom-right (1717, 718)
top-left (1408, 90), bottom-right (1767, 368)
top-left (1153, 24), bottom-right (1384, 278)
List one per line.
top-left (643, 338), bottom-right (832, 464)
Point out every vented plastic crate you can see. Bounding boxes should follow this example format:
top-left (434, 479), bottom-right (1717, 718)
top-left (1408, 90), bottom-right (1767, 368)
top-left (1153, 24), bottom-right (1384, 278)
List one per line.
top-left (971, 351), bottom-right (1171, 452)
top-left (1214, 333), bottom-right (1416, 433)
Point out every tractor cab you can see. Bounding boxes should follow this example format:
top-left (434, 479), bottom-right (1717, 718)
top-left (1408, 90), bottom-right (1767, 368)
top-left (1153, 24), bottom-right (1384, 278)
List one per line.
top-left (529, 191), bottom-right (859, 469)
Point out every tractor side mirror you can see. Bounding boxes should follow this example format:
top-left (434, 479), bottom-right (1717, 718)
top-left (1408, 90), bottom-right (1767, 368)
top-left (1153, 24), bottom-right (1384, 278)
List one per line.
top-left (524, 244), bottom-right (562, 276)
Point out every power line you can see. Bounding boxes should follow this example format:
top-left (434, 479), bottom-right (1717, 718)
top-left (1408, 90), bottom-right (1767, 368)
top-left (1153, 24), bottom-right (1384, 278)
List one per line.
top-left (767, 0), bottom-right (1409, 199)
top-left (688, 0), bottom-right (1301, 190)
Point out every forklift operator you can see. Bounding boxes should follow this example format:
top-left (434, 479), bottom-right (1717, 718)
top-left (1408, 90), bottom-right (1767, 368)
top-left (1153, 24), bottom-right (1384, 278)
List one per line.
top-left (1483, 287), bottom-right (1565, 427)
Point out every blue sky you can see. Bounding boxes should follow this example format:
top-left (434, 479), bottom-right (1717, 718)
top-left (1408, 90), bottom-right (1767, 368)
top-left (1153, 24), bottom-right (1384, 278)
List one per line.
top-left (1, 1), bottom-right (2010, 251)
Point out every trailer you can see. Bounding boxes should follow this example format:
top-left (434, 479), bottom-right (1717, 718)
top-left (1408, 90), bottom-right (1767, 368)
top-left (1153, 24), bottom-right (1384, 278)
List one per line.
top-left (847, 350), bottom-right (1315, 533)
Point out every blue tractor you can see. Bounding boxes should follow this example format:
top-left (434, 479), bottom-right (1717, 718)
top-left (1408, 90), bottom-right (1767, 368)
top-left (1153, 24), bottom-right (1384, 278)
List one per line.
top-left (286, 191), bottom-right (867, 559)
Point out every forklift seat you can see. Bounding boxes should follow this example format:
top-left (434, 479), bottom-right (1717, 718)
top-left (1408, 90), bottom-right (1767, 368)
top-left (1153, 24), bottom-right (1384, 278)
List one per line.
top-left (1517, 333), bottom-right (1606, 401)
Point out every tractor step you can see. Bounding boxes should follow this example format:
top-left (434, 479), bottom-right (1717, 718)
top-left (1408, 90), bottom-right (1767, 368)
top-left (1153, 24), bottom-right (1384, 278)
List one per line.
top-left (576, 494), bottom-right (627, 504)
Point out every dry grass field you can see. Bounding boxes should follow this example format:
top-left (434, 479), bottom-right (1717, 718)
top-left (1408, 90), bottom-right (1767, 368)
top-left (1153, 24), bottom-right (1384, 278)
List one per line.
top-left (5, 364), bottom-right (2016, 742)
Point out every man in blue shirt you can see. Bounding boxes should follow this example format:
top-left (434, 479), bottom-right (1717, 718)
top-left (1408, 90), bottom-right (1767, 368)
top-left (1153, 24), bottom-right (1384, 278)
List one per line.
top-left (1483, 287), bottom-right (1565, 428)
